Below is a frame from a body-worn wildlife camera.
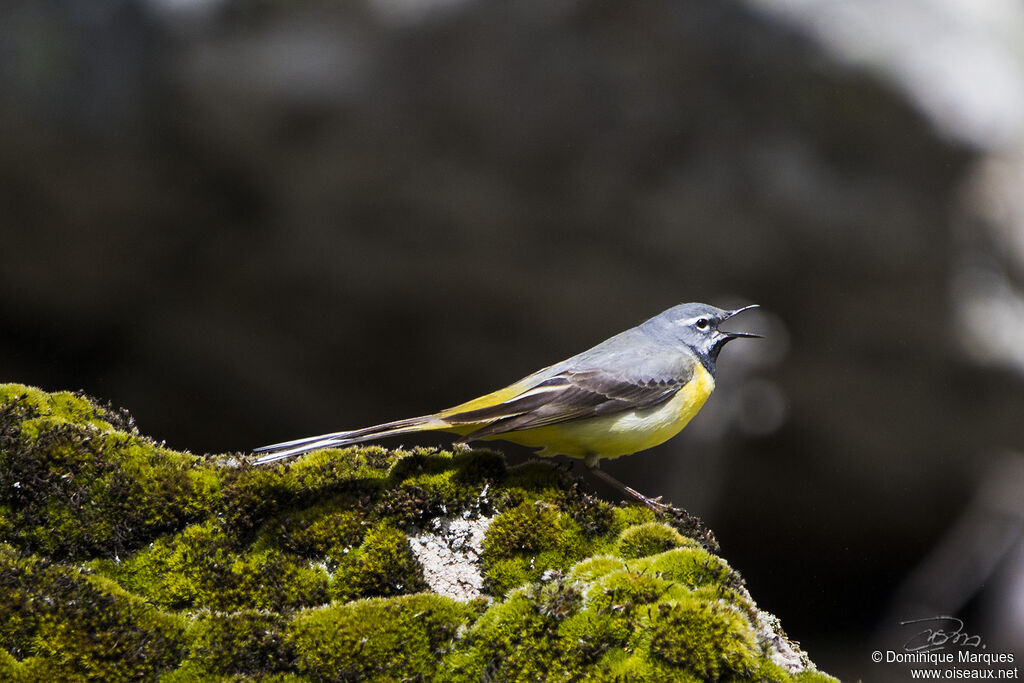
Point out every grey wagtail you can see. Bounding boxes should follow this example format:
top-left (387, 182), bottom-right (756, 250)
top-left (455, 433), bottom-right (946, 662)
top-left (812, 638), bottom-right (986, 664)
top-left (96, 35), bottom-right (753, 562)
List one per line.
top-left (254, 303), bottom-right (760, 510)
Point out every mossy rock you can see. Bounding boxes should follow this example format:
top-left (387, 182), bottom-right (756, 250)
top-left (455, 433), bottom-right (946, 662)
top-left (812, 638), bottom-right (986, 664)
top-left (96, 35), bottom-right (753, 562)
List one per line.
top-left (0, 383), bottom-right (837, 681)
top-left (289, 593), bottom-right (474, 681)
top-left (0, 543), bottom-right (186, 681)
top-left (616, 521), bottom-right (697, 559)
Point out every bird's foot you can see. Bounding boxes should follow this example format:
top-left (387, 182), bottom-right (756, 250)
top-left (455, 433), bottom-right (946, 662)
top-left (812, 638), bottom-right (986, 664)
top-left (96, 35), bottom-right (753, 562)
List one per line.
top-left (587, 467), bottom-right (683, 515)
top-left (622, 486), bottom-right (683, 514)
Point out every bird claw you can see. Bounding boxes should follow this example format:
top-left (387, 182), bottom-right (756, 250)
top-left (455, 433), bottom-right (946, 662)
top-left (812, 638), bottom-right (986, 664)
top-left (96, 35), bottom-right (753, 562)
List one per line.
top-left (639, 497), bottom-right (675, 513)
top-left (628, 490), bottom-right (689, 515)
top-left (586, 466), bottom-right (686, 515)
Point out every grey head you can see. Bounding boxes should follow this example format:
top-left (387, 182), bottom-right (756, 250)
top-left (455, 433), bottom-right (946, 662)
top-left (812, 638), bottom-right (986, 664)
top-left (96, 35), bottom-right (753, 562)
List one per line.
top-left (639, 302), bottom-right (760, 375)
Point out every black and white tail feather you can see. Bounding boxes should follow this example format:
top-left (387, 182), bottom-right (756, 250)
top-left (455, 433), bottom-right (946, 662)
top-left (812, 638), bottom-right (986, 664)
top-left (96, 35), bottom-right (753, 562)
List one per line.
top-left (252, 416), bottom-right (448, 464)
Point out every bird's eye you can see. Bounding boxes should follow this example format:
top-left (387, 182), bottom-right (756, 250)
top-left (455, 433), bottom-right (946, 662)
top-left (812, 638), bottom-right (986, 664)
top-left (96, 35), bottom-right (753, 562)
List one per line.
top-left (695, 318), bottom-right (710, 330)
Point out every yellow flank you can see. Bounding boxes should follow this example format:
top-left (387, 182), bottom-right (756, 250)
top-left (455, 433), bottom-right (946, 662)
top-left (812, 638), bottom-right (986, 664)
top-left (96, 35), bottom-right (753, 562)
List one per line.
top-left (479, 362), bottom-right (716, 460)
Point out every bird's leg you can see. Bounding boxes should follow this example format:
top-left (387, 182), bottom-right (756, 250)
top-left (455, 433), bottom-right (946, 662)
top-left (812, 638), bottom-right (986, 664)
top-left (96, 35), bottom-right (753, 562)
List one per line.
top-left (585, 460), bottom-right (676, 514)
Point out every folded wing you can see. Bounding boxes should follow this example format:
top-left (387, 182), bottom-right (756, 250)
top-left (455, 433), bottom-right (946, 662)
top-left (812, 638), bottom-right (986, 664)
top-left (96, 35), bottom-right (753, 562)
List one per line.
top-left (447, 368), bottom-right (687, 440)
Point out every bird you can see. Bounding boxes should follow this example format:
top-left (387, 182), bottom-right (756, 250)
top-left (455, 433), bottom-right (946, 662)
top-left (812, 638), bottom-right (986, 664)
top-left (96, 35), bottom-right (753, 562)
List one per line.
top-left (253, 302), bottom-right (760, 511)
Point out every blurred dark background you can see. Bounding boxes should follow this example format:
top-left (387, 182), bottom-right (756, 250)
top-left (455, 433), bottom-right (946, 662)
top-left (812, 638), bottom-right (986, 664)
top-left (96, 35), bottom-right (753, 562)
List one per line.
top-left (4, 0), bottom-right (1024, 679)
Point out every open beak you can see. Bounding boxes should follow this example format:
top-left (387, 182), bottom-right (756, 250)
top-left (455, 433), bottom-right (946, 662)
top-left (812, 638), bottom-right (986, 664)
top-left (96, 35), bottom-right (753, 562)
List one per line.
top-left (721, 304), bottom-right (762, 338)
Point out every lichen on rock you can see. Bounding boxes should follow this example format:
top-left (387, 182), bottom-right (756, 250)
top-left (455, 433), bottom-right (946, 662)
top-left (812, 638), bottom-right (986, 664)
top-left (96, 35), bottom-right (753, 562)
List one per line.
top-left (0, 383), bottom-right (836, 681)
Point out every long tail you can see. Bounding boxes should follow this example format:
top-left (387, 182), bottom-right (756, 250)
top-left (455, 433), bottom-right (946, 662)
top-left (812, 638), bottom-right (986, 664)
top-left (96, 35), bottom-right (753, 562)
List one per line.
top-left (252, 415), bottom-right (451, 465)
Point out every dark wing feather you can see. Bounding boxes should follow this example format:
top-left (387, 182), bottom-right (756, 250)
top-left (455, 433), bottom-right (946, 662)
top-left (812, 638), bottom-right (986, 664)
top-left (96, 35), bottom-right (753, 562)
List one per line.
top-left (449, 369), bottom-right (685, 441)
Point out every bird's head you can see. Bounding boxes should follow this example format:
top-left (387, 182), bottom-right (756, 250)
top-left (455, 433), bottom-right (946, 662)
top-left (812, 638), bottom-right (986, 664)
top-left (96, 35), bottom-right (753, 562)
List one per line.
top-left (642, 302), bottom-right (761, 373)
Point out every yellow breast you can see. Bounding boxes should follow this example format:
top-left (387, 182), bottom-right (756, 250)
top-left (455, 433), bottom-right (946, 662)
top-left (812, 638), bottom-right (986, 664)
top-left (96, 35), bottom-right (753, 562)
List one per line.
top-left (490, 362), bottom-right (716, 460)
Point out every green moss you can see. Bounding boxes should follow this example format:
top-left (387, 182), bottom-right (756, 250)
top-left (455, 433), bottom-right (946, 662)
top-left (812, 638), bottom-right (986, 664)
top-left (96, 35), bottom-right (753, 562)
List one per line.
top-left (443, 582), bottom-right (600, 682)
top-left (272, 498), bottom-right (366, 561)
top-left (0, 387), bottom-right (221, 559)
top-left (106, 520), bottom-right (329, 610)
top-left (502, 459), bottom-right (573, 495)
top-left (444, 570), bottom-right (607, 681)
top-left (481, 500), bottom-right (603, 596)
top-left (645, 546), bottom-right (743, 594)
top-left (648, 599), bottom-right (759, 679)
top-left (218, 465), bottom-right (309, 539)
top-left (0, 544), bottom-right (185, 680)
top-left (443, 543), bottom-right (829, 683)
top-left (218, 445), bottom-right (398, 539)
top-left (447, 447), bottom-right (508, 483)
top-left (331, 522), bottom-right (428, 602)
top-left (0, 384), bottom-right (838, 682)
top-left (585, 564), bottom-right (674, 613)
top-left (288, 444), bottom-right (399, 486)
top-left (0, 650), bottom-right (65, 683)
top-left (289, 593), bottom-right (473, 682)
top-left (610, 504), bottom-right (658, 530)
top-left (556, 487), bottom-right (618, 538)
top-left (616, 522), bottom-right (696, 559)
top-left (569, 555), bottom-right (625, 582)
top-left (0, 648), bottom-right (15, 679)
top-left (0, 384), bottom-right (118, 433)
top-left (181, 609), bottom-right (291, 677)
top-left (486, 501), bottom-right (563, 554)
top-left (374, 447), bottom-right (505, 527)
top-left (381, 452), bottom-right (472, 522)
